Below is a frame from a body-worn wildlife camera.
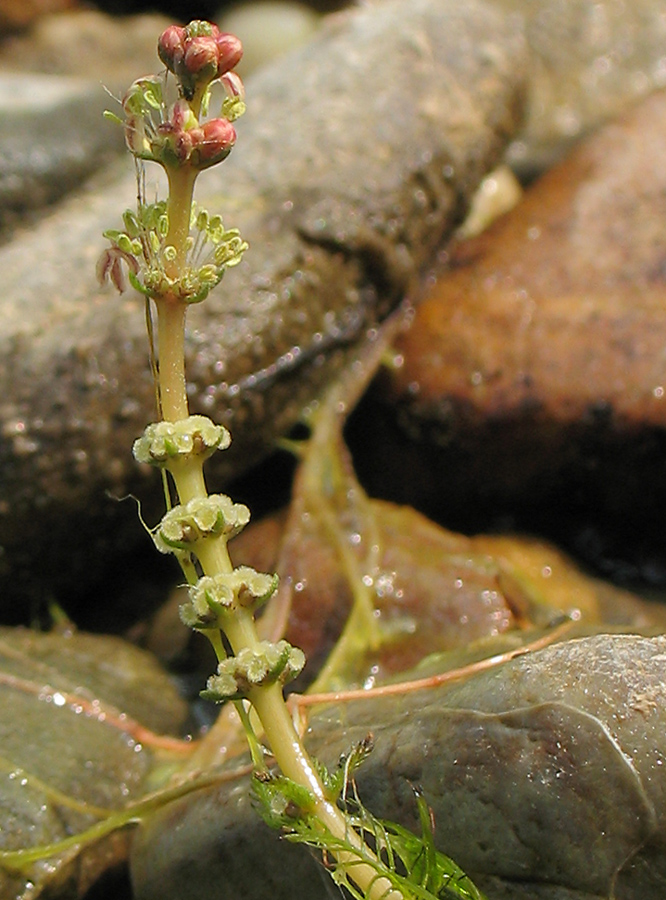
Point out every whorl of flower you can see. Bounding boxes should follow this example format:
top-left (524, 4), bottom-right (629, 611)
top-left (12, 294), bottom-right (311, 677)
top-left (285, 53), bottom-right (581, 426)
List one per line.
top-left (99, 201), bottom-right (248, 303)
top-left (202, 641), bottom-right (306, 701)
top-left (133, 416), bottom-right (231, 467)
top-left (180, 567), bottom-right (279, 628)
top-left (154, 494), bottom-right (250, 553)
top-left (158, 21), bottom-right (243, 101)
top-left (120, 86), bottom-right (238, 170)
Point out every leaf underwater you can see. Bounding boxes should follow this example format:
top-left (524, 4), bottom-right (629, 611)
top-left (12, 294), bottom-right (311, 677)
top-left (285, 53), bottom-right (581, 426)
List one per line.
top-left (0, 627), bottom-right (189, 899)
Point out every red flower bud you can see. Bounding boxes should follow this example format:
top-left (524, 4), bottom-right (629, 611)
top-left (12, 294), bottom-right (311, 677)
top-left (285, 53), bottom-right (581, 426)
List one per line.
top-left (158, 25), bottom-right (185, 71)
top-left (196, 118), bottom-right (236, 166)
top-left (215, 32), bottom-right (243, 76)
top-left (183, 35), bottom-right (219, 74)
top-left (157, 22), bottom-right (243, 100)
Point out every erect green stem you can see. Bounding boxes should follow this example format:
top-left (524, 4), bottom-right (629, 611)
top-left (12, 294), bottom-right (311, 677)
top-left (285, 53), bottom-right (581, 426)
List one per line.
top-left (155, 299), bottom-right (189, 422)
top-left (189, 84), bottom-right (207, 120)
top-left (165, 165), bottom-right (198, 276)
top-left (153, 165), bottom-right (197, 424)
top-left (150, 158), bottom-right (405, 900)
top-left (154, 302), bottom-right (404, 900)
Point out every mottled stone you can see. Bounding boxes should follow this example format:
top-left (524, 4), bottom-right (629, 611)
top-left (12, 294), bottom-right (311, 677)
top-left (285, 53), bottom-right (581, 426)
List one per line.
top-left (0, 0), bottom-right (527, 618)
top-left (131, 634), bottom-right (666, 899)
top-left (0, 73), bottom-right (123, 228)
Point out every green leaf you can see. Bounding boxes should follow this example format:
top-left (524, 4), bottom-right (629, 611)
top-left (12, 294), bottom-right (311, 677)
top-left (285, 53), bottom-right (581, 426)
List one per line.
top-left (381, 791), bottom-right (486, 899)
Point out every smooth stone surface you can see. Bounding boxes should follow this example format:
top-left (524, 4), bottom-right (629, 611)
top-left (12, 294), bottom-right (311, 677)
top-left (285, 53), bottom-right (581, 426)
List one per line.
top-left (0, 11), bottom-right (171, 85)
top-left (0, 73), bottom-right (123, 228)
top-left (131, 634), bottom-right (666, 899)
top-left (0, 0), bottom-right (527, 618)
top-left (218, 1), bottom-right (322, 75)
top-left (362, 89), bottom-right (666, 573)
top-left (494, 0), bottom-right (666, 178)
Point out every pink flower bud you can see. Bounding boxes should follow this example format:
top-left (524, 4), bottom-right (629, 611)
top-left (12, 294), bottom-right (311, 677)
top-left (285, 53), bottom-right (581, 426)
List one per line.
top-left (183, 35), bottom-right (219, 74)
top-left (196, 118), bottom-right (236, 166)
top-left (169, 98), bottom-right (191, 130)
top-left (158, 25), bottom-right (185, 71)
top-left (174, 128), bottom-right (197, 162)
top-left (215, 32), bottom-right (243, 76)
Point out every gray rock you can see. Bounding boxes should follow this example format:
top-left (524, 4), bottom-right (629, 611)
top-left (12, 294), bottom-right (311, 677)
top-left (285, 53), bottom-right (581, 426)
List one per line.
top-left (0, 0), bottom-right (527, 616)
top-left (0, 11), bottom-right (171, 85)
top-left (0, 73), bottom-right (124, 229)
top-left (497, 0), bottom-right (666, 178)
top-left (131, 633), bottom-right (666, 899)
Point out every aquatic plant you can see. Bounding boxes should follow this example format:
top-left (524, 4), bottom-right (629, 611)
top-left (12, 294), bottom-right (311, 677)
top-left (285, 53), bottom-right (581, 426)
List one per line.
top-left (98, 20), bottom-right (485, 900)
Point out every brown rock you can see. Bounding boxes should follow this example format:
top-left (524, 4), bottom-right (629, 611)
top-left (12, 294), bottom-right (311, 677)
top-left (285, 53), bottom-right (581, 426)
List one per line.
top-left (369, 90), bottom-right (666, 567)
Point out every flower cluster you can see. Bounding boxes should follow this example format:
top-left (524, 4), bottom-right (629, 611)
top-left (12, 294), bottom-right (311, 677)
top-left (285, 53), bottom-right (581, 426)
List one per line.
top-left (154, 494), bottom-right (250, 553)
top-left (133, 415), bottom-right (231, 466)
top-left (99, 21), bottom-right (247, 301)
top-left (158, 21), bottom-right (243, 101)
top-left (106, 21), bottom-right (245, 174)
top-left (120, 75), bottom-right (244, 172)
top-left (202, 641), bottom-right (306, 701)
top-left (98, 200), bottom-right (248, 302)
top-left (180, 567), bottom-right (279, 628)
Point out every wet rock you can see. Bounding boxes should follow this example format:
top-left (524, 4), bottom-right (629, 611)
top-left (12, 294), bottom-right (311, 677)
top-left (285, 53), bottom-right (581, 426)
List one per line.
top-left (2, 0), bottom-right (666, 234)
top-left (130, 633), bottom-right (666, 899)
top-left (362, 89), bottom-right (666, 575)
top-left (0, 0), bottom-right (527, 619)
top-left (0, 72), bottom-right (123, 230)
top-left (494, 0), bottom-right (666, 178)
top-left (0, 625), bottom-right (188, 899)
top-left (0, 12), bottom-right (171, 231)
